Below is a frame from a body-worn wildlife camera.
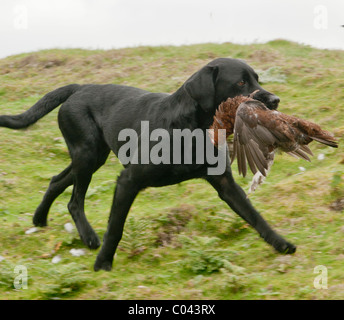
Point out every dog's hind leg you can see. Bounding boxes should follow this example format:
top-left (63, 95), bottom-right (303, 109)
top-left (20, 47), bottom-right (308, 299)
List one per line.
top-left (33, 164), bottom-right (73, 227)
top-left (66, 142), bottom-right (110, 249)
top-left (67, 151), bottom-right (102, 249)
top-left (56, 104), bottom-right (110, 249)
top-left (33, 145), bottom-right (110, 228)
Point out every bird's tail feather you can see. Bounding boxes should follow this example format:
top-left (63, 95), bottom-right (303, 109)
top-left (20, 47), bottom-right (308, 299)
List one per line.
top-left (311, 136), bottom-right (338, 148)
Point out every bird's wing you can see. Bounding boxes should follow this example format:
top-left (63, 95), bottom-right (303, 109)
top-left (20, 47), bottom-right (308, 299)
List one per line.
top-left (231, 100), bottom-right (337, 177)
top-left (231, 101), bottom-right (278, 177)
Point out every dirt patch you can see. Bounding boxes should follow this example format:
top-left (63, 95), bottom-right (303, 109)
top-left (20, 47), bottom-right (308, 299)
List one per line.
top-left (248, 48), bottom-right (283, 64)
top-left (156, 204), bottom-right (195, 246)
top-left (329, 197), bottom-right (344, 212)
top-left (16, 54), bottom-right (66, 69)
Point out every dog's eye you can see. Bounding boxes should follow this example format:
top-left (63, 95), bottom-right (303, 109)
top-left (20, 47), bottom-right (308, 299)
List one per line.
top-left (238, 80), bottom-right (246, 86)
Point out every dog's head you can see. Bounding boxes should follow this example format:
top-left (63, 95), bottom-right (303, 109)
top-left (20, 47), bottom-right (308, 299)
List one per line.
top-left (184, 58), bottom-right (280, 113)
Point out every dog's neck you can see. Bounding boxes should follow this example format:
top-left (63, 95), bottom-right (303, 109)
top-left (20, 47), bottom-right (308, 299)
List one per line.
top-left (165, 86), bottom-right (215, 130)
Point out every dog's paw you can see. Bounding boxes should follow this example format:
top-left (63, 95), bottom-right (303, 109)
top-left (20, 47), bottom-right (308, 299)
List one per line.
top-left (33, 216), bottom-right (48, 227)
top-left (81, 232), bottom-right (101, 250)
top-left (262, 232), bottom-right (297, 255)
top-left (94, 256), bottom-right (113, 272)
top-left (276, 241), bottom-right (297, 254)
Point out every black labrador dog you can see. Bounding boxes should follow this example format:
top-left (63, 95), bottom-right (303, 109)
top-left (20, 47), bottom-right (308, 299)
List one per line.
top-left (0, 58), bottom-right (296, 271)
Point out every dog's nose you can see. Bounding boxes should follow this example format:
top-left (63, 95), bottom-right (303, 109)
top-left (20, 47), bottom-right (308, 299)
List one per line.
top-left (268, 95), bottom-right (280, 109)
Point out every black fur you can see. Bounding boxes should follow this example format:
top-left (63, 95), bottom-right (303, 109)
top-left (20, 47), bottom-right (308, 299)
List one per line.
top-left (0, 58), bottom-right (295, 271)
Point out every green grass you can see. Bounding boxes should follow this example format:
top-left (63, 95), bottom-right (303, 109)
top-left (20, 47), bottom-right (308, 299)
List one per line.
top-left (0, 41), bottom-right (343, 300)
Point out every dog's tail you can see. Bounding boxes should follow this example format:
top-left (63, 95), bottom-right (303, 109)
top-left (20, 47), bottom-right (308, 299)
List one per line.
top-left (0, 84), bottom-right (81, 129)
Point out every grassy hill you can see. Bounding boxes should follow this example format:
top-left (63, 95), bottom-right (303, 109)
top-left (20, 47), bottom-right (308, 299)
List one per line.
top-left (0, 41), bottom-right (343, 299)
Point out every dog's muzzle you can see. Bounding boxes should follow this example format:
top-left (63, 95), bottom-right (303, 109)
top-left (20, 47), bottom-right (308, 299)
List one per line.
top-left (251, 90), bottom-right (280, 110)
top-left (266, 95), bottom-right (280, 110)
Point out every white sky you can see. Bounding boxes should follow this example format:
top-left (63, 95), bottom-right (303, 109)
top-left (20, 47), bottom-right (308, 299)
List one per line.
top-left (0, 0), bottom-right (343, 58)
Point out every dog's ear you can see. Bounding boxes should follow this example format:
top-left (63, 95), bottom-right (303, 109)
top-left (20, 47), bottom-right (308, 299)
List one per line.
top-left (184, 65), bottom-right (219, 112)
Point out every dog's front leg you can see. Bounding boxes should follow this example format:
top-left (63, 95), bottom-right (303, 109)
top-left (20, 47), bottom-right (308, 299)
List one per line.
top-left (94, 169), bottom-right (141, 271)
top-left (206, 171), bottom-right (296, 254)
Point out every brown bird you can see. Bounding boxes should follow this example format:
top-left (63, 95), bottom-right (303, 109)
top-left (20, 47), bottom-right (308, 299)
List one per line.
top-left (210, 95), bottom-right (253, 146)
top-left (210, 95), bottom-right (338, 179)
